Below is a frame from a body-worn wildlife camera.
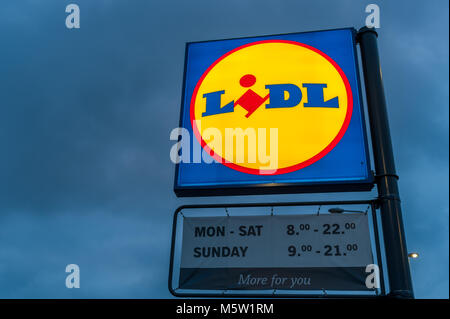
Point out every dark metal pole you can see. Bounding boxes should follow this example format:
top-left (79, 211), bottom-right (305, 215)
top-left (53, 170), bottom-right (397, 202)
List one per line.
top-left (357, 27), bottom-right (414, 299)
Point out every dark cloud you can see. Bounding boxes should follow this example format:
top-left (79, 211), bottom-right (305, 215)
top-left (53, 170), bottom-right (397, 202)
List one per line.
top-left (0, 0), bottom-right (447, 298)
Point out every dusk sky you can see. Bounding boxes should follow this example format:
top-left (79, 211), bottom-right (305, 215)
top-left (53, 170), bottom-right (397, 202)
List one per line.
top-left (0, 0), bottom-right (448, 298)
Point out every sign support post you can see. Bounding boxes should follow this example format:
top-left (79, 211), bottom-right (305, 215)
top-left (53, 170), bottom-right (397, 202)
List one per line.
top-left (357, 27), bottom-right (414, 299)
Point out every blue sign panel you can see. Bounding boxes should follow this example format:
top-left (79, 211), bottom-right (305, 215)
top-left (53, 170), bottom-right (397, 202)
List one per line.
top-left (174, 28), bottom-right (373, 196)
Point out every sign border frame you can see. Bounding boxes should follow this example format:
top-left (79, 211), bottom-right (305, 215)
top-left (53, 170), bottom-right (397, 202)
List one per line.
top-left (168, 200), bottom-right (386, 298)
top-left (173, 27), bottom-right (374, 197)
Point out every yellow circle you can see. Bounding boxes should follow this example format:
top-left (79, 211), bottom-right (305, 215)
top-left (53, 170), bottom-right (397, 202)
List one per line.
top-left (192, 41), bottom-right (350, 174)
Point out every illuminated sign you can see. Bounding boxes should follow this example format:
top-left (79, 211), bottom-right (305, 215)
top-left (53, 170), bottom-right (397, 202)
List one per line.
top-left (174, 28), bottom-right (373, 196)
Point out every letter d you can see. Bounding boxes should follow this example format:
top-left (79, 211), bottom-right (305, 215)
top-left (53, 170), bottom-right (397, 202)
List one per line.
top-left (265, 84), bottom-right (302, 108)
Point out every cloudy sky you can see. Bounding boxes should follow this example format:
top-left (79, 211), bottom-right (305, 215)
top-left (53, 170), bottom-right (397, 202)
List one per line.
top-left (0, 0), bottom-right (448, 298)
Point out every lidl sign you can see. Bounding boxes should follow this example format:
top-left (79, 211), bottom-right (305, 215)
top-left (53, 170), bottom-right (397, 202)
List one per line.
top-left (174, 28), bottom-right (373, 196)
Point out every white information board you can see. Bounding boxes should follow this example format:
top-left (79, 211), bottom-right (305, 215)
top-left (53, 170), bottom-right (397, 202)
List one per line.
top-left (178, 213), bottom-right (374, 291)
